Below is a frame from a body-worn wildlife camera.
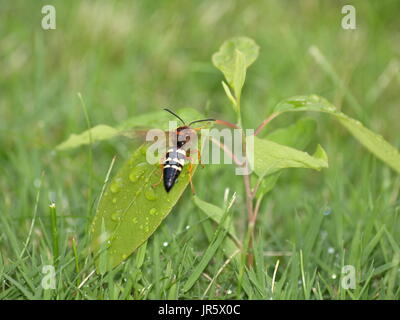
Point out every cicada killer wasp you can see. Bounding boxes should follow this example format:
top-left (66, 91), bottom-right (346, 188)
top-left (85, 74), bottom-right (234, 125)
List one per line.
top-left (125, 108), bottom-right (238, 194)
top-left (152, 108), bottom-right (216, 194)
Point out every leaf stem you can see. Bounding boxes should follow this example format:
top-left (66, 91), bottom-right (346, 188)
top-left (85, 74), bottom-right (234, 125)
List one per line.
top-left (254, 112), bottom-right (280, 136)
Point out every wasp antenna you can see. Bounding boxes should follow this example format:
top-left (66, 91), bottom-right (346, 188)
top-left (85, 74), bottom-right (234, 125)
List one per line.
top-left (188, 118), bottom-right (216, 126)
top-left (163, 108), bottom-right (186, 125)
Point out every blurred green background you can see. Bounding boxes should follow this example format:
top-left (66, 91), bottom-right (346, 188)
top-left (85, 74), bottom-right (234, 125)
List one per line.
top-left (0, 0), bottom-right (399, 299)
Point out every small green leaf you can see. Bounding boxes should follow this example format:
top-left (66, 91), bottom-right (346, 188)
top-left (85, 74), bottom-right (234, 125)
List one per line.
top-left (273, 94), bottom-right (336, 114)
top-left (212, 37), bottom-right (259, 98)
top-left (254, 172), bottom-right (282, 198)
top-left (90, 143), bottom-right (198, 271)
top-left (97, 218), bottom-right (109, 275)
top-left (182, 199), bottom-right (233, 293)
top-left (117, 108), bottom-right (205, 132)
top-left (56, 108), bottom-right (204, 151)
top-left (254, 117), bottom-right (318, 197)
top-left (56, 125), bottom-right (119, 151)
top-left (312, 144), bottom-right (328, 162)
top-left (134, 241), bottom-right (147, 269)
top-left (193, 195), bottom-right (238, 242)
top-left (273, 95), bottom-right (400, 175)
top-left (266, 117), bottom-right (317, 149)
top-left (221, 81), bottom-right (237, 109)
top-left (233, 49), bottom-right (246, 100)
top-left (193, 196), bottom-right (240, 264)
top-left (182, 224), bottom-right (227, 293)
top-left (247, 136), bottom-right (328, 179)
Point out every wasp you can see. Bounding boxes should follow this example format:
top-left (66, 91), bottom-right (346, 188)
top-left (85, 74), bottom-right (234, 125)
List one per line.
top-left (158, 108), bottom-right (215, 193)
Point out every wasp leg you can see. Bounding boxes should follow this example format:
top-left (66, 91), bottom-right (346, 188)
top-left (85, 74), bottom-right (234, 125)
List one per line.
top-left (188, 162), bottom-right (196, 195)
top-left (185, 156), bottom-right (196, 195)
top-left (189, 149), bottom-right (204, 168)
top-left (152, 163), bottom-right (164, 188)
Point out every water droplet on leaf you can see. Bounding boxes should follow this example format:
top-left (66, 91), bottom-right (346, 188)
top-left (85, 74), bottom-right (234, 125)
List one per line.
top-left (144, 187), bottom-right (157, 201)
top-left (111, 213), bottom-right (120, 222)
top-left (110, 181), bottom-right (122, 193)
top-left (129, 163), bottom-right (147, 182)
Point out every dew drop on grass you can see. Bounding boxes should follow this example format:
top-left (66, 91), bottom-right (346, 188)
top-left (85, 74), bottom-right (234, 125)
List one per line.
top-left (132, 217), bottom-right (138, 224)
top-left (33, 178), bottom-right (41, 189)
top-left (122, 254), bottom-right (127, 259)
top-left (112, 198), bottom-right (117, 204)
top-left (322, 207), bottom-right (332, 216)
top-left (149, 208), bottom-right (158, 215)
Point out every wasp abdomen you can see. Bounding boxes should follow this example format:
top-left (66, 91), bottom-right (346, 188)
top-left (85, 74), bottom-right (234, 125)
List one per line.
top-left (163, 148), bottom-right (186, 192)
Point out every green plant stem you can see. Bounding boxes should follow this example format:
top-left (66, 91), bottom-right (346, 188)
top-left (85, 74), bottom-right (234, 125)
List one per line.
top-left (254, 112), bottom-right (280, 136)
top-left (49, 203), bottom-right (59, 268)
top-left (78, 92), bottom-right (94, 216)
top-left (236, 97), bottom-right (257, 268)
top-left (71, 237), bottom-right (80, 285)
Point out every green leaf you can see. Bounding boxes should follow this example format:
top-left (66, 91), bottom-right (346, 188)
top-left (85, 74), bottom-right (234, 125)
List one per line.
top-left (182, 224), bottom-right (227, 293)
top-left (56, 125), bottom-right (120, 151)
top-left (247, 136), bottom-right (328, 179)
top-left (273, 95), bottom-right (400, 175)
top-left (193, 196), bottom-right (240, 264)
top-left (254, 172), bottom-right (282, 198)
top-left (273, 94), bottom-right (336, 114)
top-left (117, 107), bottom-right (205, 132)
top-left (182, 199), bottom-right (233, 293)
top-left (221, 81), bottom-right (237, 108)
top-left (193, 196), bottom-right (237, 239)
top-left (233, 49), bottom-right (246, 100)
top-left (55, 108), bottom-right (204, 151)
top-left (212, 37), bottom-right (259, 98)
top-left (254, 117), bottom-right (318, 197)
top-left (90, 143), bottom-right (198, 271)
top-left (266, 117), bottom-right (317, 150)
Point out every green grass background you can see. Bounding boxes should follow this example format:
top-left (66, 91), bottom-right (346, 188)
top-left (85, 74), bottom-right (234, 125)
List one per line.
top-left (0, 0), bottom-right (399, 299)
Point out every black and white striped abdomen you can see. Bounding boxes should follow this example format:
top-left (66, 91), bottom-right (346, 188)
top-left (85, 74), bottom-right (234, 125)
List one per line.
top-left (163, 148), bottom-right (186, 192)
